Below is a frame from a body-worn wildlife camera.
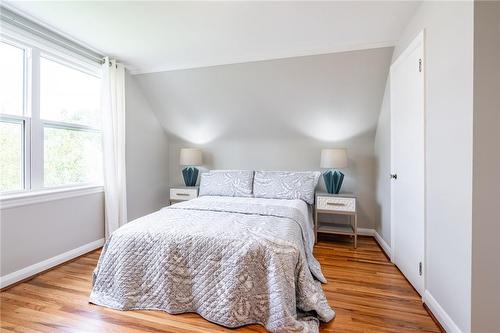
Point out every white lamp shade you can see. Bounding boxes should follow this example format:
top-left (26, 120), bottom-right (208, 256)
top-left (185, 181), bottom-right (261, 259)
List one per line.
top-left (179, 148), bottom-right (202, 166)
top-left (320, 149), bottom-right (348, 168)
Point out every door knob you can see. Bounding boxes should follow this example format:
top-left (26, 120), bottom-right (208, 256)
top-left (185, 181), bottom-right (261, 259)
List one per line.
top-left (390, 174), bottom-right (398, 180)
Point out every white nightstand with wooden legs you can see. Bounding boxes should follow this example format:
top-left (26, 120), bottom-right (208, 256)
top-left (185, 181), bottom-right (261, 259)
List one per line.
top-left (314, 192), bottom-right (357, 248)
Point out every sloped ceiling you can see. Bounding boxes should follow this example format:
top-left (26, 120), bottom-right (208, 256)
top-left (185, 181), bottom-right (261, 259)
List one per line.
top-left (6, 1), bottom-right (418, 73)
top-left (135, 47), bottom-right (393, 144)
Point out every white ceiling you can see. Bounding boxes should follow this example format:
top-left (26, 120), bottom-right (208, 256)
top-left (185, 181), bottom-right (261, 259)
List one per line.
top-left (6, 1), bottom-right (420, 74)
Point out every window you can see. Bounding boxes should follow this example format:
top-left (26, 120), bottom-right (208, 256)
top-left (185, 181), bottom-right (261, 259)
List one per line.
top-left (40, 57), bottom-right (101, 127)
top-left (0, 41), bottom-right (26, 192)
top-left (44, 126), bottom-right (102, 187)
top-left (0, 41), bottom-right (24, 116)
top-left (0, 37), bottom-right (102, 194)
top-left (0, 120), bottom-right (24, 191)
top-left (40, 57), bottom-right (102, 187)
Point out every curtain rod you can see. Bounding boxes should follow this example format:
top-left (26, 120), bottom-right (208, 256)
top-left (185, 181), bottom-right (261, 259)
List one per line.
top-left (0, 5), bottom-right (105, 64)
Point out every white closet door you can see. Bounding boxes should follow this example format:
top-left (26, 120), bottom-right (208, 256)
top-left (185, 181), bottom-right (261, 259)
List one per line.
top-left (390, 32), bottom-right (425, 295)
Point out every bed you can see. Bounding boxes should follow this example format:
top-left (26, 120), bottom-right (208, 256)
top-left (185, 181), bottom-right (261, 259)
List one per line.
top-left (90, 171), bottom-right (335, 333)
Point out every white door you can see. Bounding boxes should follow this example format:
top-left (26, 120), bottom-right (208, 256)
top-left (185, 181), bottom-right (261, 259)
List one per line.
top-left (390, 32), bottom-right (425, 295)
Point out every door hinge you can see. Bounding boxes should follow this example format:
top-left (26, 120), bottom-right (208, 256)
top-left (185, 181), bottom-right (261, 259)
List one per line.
top-left (419, 262), bottom-right (423, 276)
top-left (418, 59), bottom-right (422, 72)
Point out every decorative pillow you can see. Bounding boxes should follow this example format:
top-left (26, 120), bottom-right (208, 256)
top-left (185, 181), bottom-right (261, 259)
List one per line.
top-left (199, 170), bottom-right (254, 197)
top-left (253, 171), bottom-right (320, 204)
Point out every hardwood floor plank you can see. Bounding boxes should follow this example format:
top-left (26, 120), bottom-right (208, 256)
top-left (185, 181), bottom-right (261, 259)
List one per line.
top-left (0, 236), bottom-right (442, 332)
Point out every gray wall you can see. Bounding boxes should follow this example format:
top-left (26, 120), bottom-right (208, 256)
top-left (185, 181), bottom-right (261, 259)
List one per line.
top-left (0, 192), bottom-right (104, 276)
top-left (471, 1), bottom-right (500, 331)
top-left (373, 77), bottom-right (391, 244)
top-left (135, 48), bottom-right (394, 229)
top-left (125, 72), bottom-right (170, 220)
top-left (374, 2), bottom-right (474, 332)
top-left (168, 137), bottom-right (376, 228)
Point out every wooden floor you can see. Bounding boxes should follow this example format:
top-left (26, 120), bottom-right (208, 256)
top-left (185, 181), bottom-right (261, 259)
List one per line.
top-left (0, 236), bottom-right (442, 333)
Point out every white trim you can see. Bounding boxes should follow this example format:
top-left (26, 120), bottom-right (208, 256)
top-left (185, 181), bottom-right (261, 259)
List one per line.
top-left (1, 21), bottom-right (101, 72)
top-left (0, 185), bottom-right (103, 209)
top-left (29, 47), bottom-right (43, 189)
top-left (374, 230), bottom-right (392, 258)
top-left (42, 119), bottom-right (101, 133)
top-left (1, 3), bottom-right (104, 65)
top-left (130, 40), bottom-right (396, 74)
top-left (357, 228), bottom-right (393, 258)
top-left (40, 48), bottom-right (101, 79)
top-left (0, 238), bottom-right (104, 289)
top-left (423, 290), bottom-right (463, 333)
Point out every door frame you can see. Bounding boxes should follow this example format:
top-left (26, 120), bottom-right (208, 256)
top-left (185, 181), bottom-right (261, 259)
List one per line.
top-left (390, 30), bottom-right (426, 294)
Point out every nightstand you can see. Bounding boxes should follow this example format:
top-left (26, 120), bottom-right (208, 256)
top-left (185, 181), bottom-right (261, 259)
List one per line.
top-left (314, 192), bottom-right (357, 248)
top-left (169, 186), bottom-right (199, 204)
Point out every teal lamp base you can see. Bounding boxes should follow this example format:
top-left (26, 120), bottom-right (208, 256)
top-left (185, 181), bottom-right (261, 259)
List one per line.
top-left (323, 170), bottom-right (344, 194)
top-left (182, 167), bottom-right (199, 186)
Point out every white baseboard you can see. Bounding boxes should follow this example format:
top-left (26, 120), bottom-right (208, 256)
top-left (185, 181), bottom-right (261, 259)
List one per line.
top-left (358, 228), bottom-right (392, 258)
top-left (373, 231), bottom-right (392, 258)
top-left (423, 290), bottom-right (463, 333)
top-left (0, 238), bottom-right (104, 289)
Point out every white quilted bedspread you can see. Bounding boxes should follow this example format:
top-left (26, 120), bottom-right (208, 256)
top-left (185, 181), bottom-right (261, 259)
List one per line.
top-left (90, 196), bottom-right (335, 332)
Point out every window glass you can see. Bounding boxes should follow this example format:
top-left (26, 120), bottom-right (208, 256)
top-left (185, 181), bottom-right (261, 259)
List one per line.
top-left (40, 57), bottom-right (101, 128)
top-left (43, 127), bottom-right (102, 187)
top-left (1, 39), bottom-right (103, 193)
top-left (0, 121), bottom-right (23, 191)
top-left (0, 42), bottom-right (24, 116)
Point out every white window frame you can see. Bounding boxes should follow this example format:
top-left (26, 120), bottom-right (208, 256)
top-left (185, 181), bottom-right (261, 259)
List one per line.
top-left (0, 37), bottom-right (32, 194)
top-left (0, 32), bottom-right (103, 199)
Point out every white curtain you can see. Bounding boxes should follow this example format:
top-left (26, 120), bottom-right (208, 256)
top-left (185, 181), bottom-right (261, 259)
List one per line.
top-left (101, 57), bottom-right (127, 238)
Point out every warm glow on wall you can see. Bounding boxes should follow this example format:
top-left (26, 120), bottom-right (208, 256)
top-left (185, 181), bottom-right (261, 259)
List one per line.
top-left (165, 114), bottom-right (224, 144)
top-left (290, 109), bottom-right (373, 142)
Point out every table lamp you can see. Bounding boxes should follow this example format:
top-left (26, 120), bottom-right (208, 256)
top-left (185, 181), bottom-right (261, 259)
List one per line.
top-left (320, 148), bottom-right (347, 194)
top-left (179, 148), bottom-right (202, 186)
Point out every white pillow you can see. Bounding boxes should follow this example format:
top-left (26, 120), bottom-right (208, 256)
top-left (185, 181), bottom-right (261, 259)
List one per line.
top-left (253, 171), bottom-right (320, 204)
top-left (199, 170), bottom-right (254, 197)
